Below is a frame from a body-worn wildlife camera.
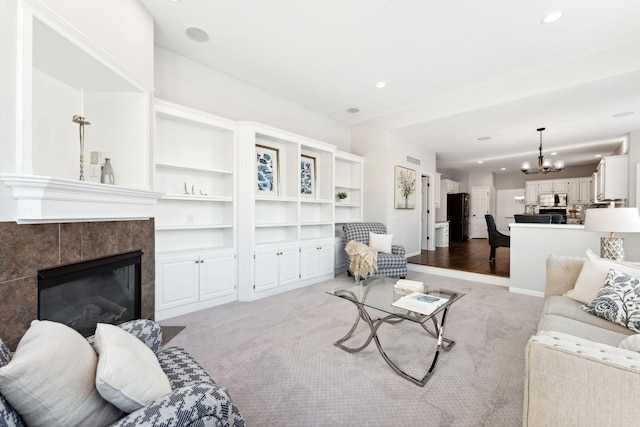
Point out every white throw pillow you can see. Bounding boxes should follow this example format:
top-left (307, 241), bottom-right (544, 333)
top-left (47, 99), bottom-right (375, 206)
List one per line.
top-left (564, 249), bottom-right (640, 304)
top-left (619, 334), bottom-right (640, 352)
top-left (93, 323), bottom-right (172, 413)
top-left (0, 320), bottom-right (122, 427)
top-left (369, 232), bottom-right (393, 254)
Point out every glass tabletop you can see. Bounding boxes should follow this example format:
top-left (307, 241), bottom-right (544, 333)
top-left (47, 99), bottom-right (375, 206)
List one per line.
top-left (326, 276), bottom-right (464, 323)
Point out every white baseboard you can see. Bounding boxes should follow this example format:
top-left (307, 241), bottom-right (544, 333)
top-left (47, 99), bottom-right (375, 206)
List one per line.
top-left (509, 287), bottom-right (544, 298)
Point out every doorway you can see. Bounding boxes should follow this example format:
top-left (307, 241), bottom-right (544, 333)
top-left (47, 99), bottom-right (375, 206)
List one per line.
top-left (470, 186), bottom-right (489, 239)
top-left (421, 175), bottom-right (429, 250)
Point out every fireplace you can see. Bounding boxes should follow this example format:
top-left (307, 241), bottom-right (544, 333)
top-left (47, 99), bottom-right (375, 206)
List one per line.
top-left (38, 250), bottom-right (143, 337)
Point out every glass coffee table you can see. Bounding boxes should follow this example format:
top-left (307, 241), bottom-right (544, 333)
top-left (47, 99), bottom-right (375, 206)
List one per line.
top-left (326, 276), bottom-right (464, 386)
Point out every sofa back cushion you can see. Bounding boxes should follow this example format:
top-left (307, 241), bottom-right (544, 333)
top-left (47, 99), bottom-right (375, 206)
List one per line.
top-left (565, 250), bottom-right (640, 304)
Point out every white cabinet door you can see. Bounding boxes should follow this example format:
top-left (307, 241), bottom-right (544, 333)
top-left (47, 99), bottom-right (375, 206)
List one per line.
top-left (254, 250), bottom-right (279, 292)
top-left (279, 247), bottom-right (300, 286)
top-left (525, 182), bottom-right (538, 204)
top-left (319, 244), bottom-right (334, 276)
top-left (300, 246), bottom-right (319, 280)
top-left (156, 255), bottom-right (199, 310)
top-left (199, 254), bottom-right (236, 301)
top-left (537, 181), bottom-right (553, 193)
top-left (567, 179), bottom-right (580, 203)
top-left (552, 180), bottom-right (568, 193)
top-left (579, 178), bottom-right (592, 202)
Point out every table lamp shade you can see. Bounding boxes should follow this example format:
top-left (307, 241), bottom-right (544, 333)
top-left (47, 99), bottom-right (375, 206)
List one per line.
top-left (584, 207), bottom-right (640, 261)
top-left (583, 208), bottom-right (640, 233)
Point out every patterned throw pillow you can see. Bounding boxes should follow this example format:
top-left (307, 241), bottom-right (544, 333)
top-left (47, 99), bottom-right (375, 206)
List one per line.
top-left (581, 269), bottom-right (640, 333)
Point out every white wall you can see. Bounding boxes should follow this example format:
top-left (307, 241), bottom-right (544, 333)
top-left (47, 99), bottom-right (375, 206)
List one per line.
top-left (628, 130), bottom-right (640, 207)
top-left (154, 48), bottom-right (351, 151)
top-left (351, 125), bottom-right (436, 256)
top-left (40, 0), bottom-right (154, 86)
top-left (510, 223), bottom-right (640, 296)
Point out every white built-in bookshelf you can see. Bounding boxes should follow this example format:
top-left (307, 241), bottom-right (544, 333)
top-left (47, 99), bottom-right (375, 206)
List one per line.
top-left (152, 100), bottom-right (238, 319)
top-left (334, 151), bottom-right (364, 273)
top-left (238, 123), bottom-right (336, 301)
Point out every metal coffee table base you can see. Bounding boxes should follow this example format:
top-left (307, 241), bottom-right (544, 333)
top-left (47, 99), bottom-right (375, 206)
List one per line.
top-left (334, 304), bottom-right (455, 387)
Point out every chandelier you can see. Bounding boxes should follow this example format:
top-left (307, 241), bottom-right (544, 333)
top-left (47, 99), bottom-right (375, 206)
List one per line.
top-left (521, 127), bottom-right (564, 175)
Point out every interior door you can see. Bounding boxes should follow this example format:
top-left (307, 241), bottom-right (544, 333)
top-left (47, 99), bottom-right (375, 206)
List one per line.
top-left (421, 175), bottom-right (429, 250)
top-left (470, 186), bottom-right (489, 238)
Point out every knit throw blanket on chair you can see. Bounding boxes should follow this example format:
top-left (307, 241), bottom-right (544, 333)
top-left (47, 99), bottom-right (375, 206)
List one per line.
top-left (345, 240), bottom-right (378, 281)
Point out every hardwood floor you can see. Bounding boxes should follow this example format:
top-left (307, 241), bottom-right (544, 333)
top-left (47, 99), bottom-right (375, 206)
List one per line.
top-left (407, 238), bottom-right (510, 278)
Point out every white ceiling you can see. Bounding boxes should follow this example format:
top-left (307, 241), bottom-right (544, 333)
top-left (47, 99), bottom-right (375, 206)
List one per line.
top-left (140, 0), bottom-right (640, 174)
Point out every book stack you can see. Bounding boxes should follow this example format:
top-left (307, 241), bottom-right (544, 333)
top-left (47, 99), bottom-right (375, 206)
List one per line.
top-left (394, 279), bottom-right (424, 293)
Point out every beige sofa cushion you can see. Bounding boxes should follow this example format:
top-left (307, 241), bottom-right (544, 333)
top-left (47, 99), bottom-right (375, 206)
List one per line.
top-left (538, 296), bottom-right (634, 346)
top-left (564, 249), bottom-right (640, 304)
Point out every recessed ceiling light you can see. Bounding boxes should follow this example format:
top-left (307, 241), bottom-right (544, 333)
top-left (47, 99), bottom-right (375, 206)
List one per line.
top-left (169, 0), bottom-right (182, 3)
top-left (501, 167), bottom-right (506, 171)
top-left (550, 152), bottom-right (557, 156)
top-left (594, 154), bottom-right (602, 158)
top-left (542, 10), bottom-right (564, 24)
top-left (185, 27), bottom-right (209, 42)
top-left (477, 136), bottom-right (491, 141)
top-left (375, 81), bottom-right (386, 88)
top-left (477, 160), bottom-right (484, 164)
top-left (346, 107), bottom-right (360, 114)
top-left (612, 111), bottom-right (634, 118)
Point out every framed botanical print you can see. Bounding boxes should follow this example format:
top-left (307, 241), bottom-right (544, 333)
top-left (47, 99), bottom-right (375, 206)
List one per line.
top-left (300, 155), bottom-right (316, 198)
top-left (256, 144), bottom-right (279, 195)
top-left (394, 165), bottom-right (416, 209)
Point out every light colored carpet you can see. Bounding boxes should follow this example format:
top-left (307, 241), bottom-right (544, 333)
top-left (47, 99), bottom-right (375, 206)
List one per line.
top-left (159, 272), bottom-right (544, 426)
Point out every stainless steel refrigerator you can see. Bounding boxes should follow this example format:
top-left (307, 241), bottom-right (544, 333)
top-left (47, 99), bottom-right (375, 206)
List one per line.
top-left (447, 193), bottom-right (469, 241)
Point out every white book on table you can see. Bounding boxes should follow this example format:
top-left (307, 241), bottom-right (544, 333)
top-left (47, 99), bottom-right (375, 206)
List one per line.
top-left (392, 292), bottom-right (449, 316)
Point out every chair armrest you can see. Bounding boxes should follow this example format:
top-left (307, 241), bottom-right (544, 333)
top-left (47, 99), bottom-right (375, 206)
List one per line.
top-left (524, 331), bottom-right (640, 426)
top-left (109, 383), bottom-right (245, 427)
top-left (391, 245), bottom-right (406, 257)
top-left (117, 320), bottom-right (163, 354)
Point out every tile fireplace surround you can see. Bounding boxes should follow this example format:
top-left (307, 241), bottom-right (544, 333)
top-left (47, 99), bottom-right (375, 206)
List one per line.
top-left (0, 219), bottom-right (155, 350)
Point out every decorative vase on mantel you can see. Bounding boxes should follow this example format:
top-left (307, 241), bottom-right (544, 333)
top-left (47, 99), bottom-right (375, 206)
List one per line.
top-left (101, 158), bottom-right (115, 185)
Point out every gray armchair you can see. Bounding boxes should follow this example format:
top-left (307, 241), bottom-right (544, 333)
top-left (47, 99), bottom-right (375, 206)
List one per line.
top-left (0, 320), bottom-right (245, 427)
top-left (342, 222), bottom-right (407, 279)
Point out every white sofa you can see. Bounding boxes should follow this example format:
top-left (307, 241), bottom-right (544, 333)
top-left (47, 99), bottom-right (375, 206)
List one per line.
top-left (523, 255), bottom-right (640, 426)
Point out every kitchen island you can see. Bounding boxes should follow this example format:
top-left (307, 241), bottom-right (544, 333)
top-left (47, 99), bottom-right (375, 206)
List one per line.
top-left (509, 223), bottom-right (640, 296)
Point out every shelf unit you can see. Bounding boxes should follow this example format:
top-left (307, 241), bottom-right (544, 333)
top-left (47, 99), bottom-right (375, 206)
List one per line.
top-left (333, 151), bottom-right (364, 273)
top-left (152, 100), bottom-right (238, 319)
top-left (238, 122), bottom-right (336, 301)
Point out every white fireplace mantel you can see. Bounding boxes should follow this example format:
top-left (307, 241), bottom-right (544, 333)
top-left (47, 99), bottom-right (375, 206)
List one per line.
top-left (0, 174), bottom-right (163, 224)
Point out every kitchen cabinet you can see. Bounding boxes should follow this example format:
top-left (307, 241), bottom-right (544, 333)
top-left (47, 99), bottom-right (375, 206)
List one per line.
top-left (433, 173), bottom-right (442, 208)
top-left (595, 155), bottom-right (628, 201)
top-left (435, 222), bottom-right (449, 247)
top-left (442, 179), bottom-right (460, 194)
top-left (525, 182), bottom-right (539, 204)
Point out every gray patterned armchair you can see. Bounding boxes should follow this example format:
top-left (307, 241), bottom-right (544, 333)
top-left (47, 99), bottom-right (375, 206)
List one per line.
top-left (0, 320), bottom-right (245, 427)
top-left (343, 222), bottom-right (407, 279)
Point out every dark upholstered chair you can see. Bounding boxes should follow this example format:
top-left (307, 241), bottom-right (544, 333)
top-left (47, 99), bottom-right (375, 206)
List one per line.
top-left (484, 214), bottom-right (510, 262)
top-left (550, 214), bottom-right (563, 224)
top-left (342, 222), bottom-right (407, 279)
top-left (514, 214), bottom-right (552, 224)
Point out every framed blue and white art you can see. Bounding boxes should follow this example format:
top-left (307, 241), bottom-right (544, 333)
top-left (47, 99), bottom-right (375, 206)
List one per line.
top-left (300, 155), bottom-right (316, 198)
top-left (256, 144), bottom-right (279, 195)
